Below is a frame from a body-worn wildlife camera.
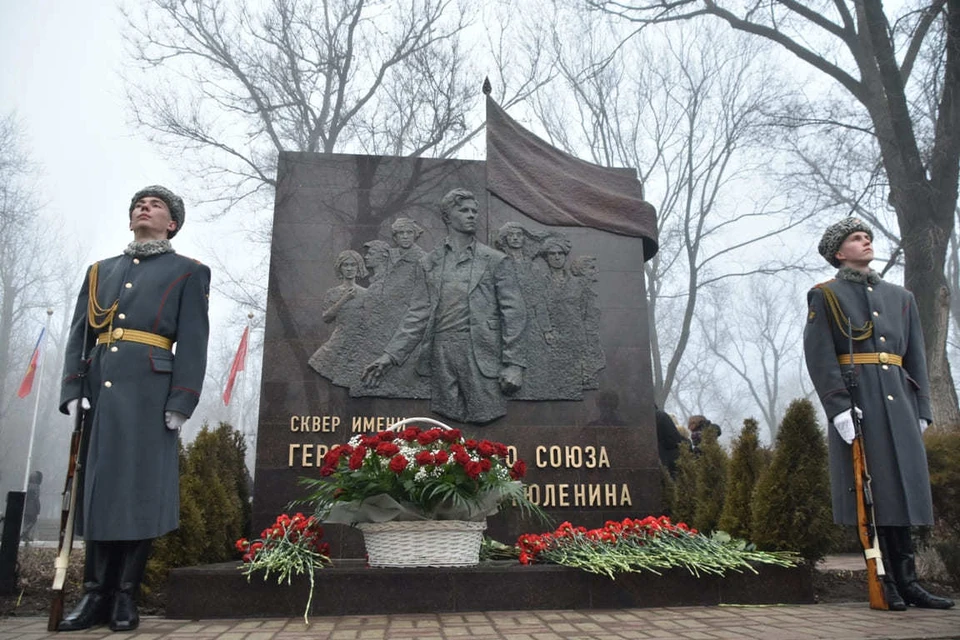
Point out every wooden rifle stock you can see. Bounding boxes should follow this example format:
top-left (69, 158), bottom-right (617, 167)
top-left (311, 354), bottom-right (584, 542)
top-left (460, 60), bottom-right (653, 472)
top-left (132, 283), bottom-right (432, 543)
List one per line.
top-left (851, 434), bottom-right (888, 610)
top-left (841, 315), bottom-right (887, 610)
top-left (48, 405), bottom-right (85, 631)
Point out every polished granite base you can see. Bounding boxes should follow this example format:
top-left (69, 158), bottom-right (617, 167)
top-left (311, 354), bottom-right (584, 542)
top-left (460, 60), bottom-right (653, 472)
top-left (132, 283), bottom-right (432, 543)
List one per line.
top-left (166, 559), bottom-right (814, 619)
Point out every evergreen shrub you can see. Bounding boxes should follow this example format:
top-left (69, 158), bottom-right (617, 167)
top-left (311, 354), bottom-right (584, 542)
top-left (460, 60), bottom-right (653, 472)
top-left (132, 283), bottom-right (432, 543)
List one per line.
top-left (146, 422), bottom-right (251, 588)
top-left (751, 398), bottom-right (834, 563)
top-left (718, 418), bottom-right (767, 539)
top-left (671, 444), bottom-right (698, 526)
top-left (692, 427), bottom-right (728, 533)
top-left (925, 428), bottom-right (960, 586)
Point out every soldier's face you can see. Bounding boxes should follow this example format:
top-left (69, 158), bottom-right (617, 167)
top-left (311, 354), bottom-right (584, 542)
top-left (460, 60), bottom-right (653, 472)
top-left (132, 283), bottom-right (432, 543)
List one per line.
top-left (129, 197), bottom-right (176, 240)
top-left (394, 229), bottom-right (416, 249)
top-left (835, 231), bottom-right (873, 267)
top-left (446, 199), bottom-right (478, 235)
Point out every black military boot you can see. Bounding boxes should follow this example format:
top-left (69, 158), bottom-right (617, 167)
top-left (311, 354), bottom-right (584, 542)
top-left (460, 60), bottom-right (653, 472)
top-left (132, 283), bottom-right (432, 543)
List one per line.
top-left (876, 528), bottom-right (906, 611)
top-left (59, 541), bottom-right (114, 631)
top-left (110, 539), bottom-right (152, 632)
top-left (890, 527), bottom-right (955, 610)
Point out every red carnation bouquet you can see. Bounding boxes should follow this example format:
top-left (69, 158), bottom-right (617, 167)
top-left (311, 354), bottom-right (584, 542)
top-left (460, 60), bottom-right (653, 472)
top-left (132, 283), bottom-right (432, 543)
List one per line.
top-left (300, 418), bottom-right (541, 525)
top-left (516, 516), bottom-right (798, 578)
top-left (236, 513), bottom-right (332, 623)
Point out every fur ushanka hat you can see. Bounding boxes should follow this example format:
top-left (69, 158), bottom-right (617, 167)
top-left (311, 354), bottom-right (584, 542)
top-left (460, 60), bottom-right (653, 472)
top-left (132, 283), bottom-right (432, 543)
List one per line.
top-left (129, 185), bottom-right (185, 238)
top-left (817, 217), bottom-right (873, 268)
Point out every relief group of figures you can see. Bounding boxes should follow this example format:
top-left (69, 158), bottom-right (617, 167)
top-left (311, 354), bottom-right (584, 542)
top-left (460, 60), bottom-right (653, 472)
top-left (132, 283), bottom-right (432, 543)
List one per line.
top-left (308, 188), bottom-right (606, 423)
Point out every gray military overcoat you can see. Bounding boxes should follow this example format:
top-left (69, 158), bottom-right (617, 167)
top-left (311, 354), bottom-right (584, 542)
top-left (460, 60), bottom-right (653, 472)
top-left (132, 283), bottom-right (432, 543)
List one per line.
top-left (803, 270), bottom-right (934, 526)
top-left (60, 251), bottom-right (210, 541)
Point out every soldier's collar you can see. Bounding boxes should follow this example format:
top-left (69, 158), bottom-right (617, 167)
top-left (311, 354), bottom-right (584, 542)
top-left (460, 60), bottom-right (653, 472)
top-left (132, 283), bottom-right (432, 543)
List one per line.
top-left (836, 265), bottom-right (881, 285)
top-left (124, 239), bottom-right (175, 258)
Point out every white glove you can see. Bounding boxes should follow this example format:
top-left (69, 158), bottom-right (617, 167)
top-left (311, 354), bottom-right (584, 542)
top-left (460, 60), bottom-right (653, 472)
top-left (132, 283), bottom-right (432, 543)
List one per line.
top-left (832, 407), bottom-right (862, 445)
top-left (165, 411), bottom-right (187, 431)
top-left (920, 418), bottom-right (929, 433)
top-left (66, 398), bottom-right (91, 415)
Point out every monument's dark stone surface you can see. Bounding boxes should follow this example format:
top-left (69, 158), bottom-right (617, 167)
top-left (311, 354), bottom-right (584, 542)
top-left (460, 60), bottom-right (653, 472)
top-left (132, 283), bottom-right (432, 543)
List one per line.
top-left (253, 151), bottom-right (658, 555)
top-left (166, 561), bottom-right (816, 619)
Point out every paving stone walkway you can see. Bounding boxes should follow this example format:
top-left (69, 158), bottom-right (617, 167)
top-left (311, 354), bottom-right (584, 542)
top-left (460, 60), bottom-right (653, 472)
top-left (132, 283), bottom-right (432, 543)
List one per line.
top-left (2, 605), bottom-right (959, 640)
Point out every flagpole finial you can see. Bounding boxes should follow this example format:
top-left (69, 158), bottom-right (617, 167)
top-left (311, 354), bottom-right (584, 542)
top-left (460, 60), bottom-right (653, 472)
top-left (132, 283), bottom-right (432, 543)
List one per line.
top-left (482, 77), bottom-right (492, 95)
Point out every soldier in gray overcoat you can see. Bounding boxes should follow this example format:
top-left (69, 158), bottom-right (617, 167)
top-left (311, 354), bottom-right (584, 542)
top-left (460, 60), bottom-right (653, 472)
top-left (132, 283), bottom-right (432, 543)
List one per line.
top-left (803, 217), bottom-right (952, 610)
top-left (57, 186), bottom-right (211, 631)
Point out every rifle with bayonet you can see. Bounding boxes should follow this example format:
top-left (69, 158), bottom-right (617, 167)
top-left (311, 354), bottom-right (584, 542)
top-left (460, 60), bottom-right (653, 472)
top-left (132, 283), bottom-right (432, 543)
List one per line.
top-left (48, 342), bottom-right (89, 631)
top-left (844, 317), bottom-right (888, 610)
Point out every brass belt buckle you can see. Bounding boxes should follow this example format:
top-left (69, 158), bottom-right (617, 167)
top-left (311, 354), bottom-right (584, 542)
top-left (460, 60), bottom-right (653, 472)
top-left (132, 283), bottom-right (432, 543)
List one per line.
top-left (878, 352), bottom-right (889, 364)
top-left (112, 327), bottom-right (124, 341)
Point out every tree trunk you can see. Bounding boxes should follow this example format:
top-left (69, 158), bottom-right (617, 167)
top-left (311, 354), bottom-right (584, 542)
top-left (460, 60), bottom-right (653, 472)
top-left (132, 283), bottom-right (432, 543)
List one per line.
top-left (901, 214), bottom-right (960, 427)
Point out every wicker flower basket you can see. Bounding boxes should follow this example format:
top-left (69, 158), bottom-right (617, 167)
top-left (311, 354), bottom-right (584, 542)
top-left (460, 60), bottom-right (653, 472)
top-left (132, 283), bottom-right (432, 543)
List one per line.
top-left (357, 520), bottom-right (487, 568)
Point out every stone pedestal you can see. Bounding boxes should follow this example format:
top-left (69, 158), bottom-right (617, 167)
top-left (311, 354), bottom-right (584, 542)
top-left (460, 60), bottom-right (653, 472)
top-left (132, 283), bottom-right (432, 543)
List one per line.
top-left (166, 560), bottom-right (814, 619)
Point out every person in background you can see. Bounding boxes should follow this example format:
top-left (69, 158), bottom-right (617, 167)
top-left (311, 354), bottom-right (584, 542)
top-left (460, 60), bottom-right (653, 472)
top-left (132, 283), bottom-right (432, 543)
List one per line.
top-left (655, 408), bottom-right (688, 477)
top-left (688, 415), bottom-right (721, 455)
top-left (21, 470), bottom-right (43, 542)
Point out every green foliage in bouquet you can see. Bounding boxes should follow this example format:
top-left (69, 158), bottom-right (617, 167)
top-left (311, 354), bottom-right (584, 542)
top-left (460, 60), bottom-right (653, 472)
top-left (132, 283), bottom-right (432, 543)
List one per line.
top-left (300, 423), bottom-right (544, 524)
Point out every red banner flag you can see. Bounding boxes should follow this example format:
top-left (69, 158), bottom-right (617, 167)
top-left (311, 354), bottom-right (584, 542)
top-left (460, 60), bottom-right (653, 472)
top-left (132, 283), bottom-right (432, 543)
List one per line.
top-left (17, 328), bottom-right (46, 399)
top-left (223, 326), bottom-right (249, 406)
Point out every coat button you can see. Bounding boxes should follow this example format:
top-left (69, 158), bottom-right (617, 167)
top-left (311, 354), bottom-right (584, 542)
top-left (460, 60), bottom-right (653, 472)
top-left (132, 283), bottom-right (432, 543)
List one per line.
top-left (110, 346), bottom-right (118, 353)
top-left (879, 336), bottom-right (886, 342)
top-left (882, 365), bottom-right (889, 371)
top-left (125, 282), bottom-right (133, 289)
top-left (867, 286), bottom-right (873, 292)
top-left (105, 381), bottom-right (113, 388)
top-left (118, 313), bottom-right (126, 320)
top-left (887, 394), bottom-right (894, 401)
top-left (872, 311), bottom-right (879, 317)
top-left (133, 258), bottom-right (140, 264)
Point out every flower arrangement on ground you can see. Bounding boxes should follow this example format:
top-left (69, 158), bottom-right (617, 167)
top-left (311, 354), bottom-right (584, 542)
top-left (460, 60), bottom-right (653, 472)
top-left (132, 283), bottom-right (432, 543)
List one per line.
top-left (236, 513), bottom-right (331, 623)
top-left (516, 516), bottom-right (800, 578)
top-left (300, 418), bottom-right (540, 525)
